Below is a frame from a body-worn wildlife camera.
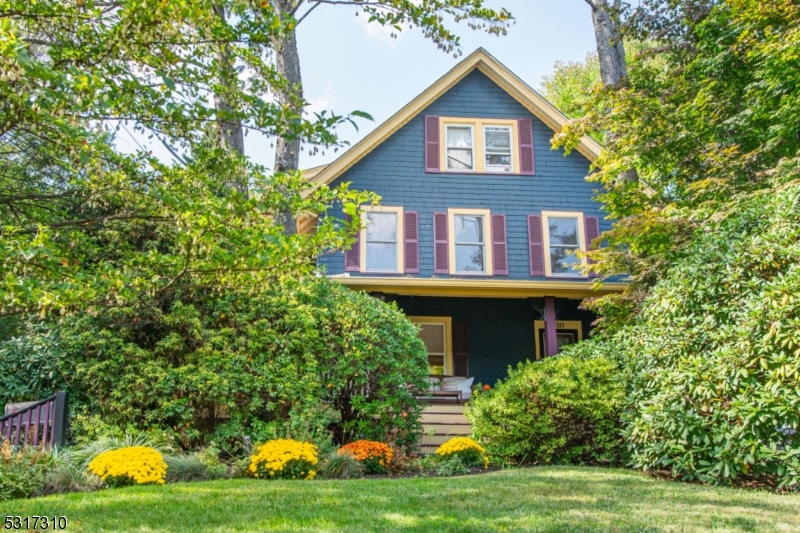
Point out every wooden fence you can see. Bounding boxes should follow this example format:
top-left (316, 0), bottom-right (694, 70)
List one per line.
top-left (0, 391), bottom-right (69, 449)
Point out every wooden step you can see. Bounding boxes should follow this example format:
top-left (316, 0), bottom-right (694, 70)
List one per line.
top-left (421, 414), bottom-right (469, 424)
top-left (421, 423), bottom-right (471, 434)
top-left (422, 404), bottom-right (465, 414)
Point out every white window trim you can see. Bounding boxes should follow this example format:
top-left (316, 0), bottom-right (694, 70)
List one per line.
top-left (533, 320), bottom-right (584, 360)
top-left (483, 125), bottom-right (514, 173)
top-left (409, 316), bottom-right (453, 376)
top-left (541, 210), bottom-right (586, 278)
top-left (447, 208), bottom-right (494, 276)
top-left (445, 123), bottom-right (476, 172)
top-left (439, 117), bottom-right (520, 174)
top-left (359, 205), bottom-right (404, 274)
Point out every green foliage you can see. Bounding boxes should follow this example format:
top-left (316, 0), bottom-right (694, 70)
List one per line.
top-left (553, 0), bottom-right (800, 326)
top-left (619, 183), bottom-right (800, 489)
top-left (434, 456), bottom-right (469, 477)
top-left (318, 451), bottom-right (364, 480)
top-left (165, 452), bottom-right (227, 483)
top-left (0, 441), bottom-right (55, 501)
top-left (466, 354), bottom-right (627, 466)
top-left (0, 278), bottom-right (429, 450)
top-left (0, 0), bottom-right (378, 318)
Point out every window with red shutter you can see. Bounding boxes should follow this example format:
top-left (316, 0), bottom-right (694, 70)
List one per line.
top-left (491, 214), bottom-right (508, 276)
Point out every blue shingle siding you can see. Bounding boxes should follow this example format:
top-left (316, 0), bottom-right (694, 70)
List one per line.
top-left (391, 296), bottom-right (596, 384)
top-left (318, 69), bottom-right (608, 280)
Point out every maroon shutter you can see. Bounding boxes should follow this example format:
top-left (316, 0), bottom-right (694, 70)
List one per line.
top-left (584, 215), bottom-right (600, 278)
top-left (518, 118), bottom-right (535, 175)
top-left (404, 211), bottom-right (419, 274)
top-left (491, 214), bottom-right (508, 276)
top-left (528, 214), bottom-right (545, 276)
top-left (425, 116), bottom-right (440, 172)
top-left (344, 214), bottom-right (360, 272)
top-left (452, 321), bottom-right (469, 377)
top-left (433, 212), bottom-right (449, 274)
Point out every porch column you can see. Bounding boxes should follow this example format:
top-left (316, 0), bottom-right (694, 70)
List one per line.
top-left (544, 297), bottom-right (558, 357)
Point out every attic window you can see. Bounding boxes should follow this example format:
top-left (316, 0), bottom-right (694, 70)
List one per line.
top-left (432, 117), bottom-right (533, 174)
top-left (446, 125), bottom-right (474, 171)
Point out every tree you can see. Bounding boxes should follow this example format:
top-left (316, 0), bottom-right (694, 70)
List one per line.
top-left (0, 0), bottom-right (377, 317)
top-left (268, 0), bottom-right (513, 234)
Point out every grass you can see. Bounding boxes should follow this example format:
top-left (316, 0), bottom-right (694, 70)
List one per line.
top-left (6, 466), bottom-right (800, 532)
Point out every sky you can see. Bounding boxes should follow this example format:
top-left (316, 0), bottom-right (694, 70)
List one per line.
top-left (117, 1), bottom-right (598, 170)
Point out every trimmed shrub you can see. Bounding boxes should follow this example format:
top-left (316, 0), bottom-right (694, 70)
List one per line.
top-left (0, 278), bottom-right (429, 451)
top-left (248, 439), bottom-right (318, 480)
top-left (466, 354), bottom-right (626, 466)
top-left (338, 440), bottom-right (393, 474)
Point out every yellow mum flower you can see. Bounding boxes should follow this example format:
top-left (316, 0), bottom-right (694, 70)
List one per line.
top-left (87, 446), bottom-right (167, 486)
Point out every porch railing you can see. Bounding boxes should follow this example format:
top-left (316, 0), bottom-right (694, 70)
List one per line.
top-left (1, 391), bottom-right (69, 449)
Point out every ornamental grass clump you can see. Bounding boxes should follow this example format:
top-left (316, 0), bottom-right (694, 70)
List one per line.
top-left (338, 440), bottom-right (393, 474)
top-left (87, 446), bottom-right (166, 487)
top-left (248, 439), bottom-right (317, 480)
top-left (436, 437), bottom-right (489, 469)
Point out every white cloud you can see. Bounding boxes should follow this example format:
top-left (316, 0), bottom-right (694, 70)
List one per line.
top-left (305, 83), bottom-right (335, 117)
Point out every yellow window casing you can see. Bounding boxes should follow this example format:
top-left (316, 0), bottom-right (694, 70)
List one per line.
top-left (409, 316), bottom-right (454, 376)
top-left (359, 205), bottom-right (405, 274)
top-left (439, 117), bottom-right (520, 174)
top-left (541, 210), bottom-right (587, 278)
top-left (447, 208), bottom-right (494, 276)
top-left (533, 320), bottom-right (584, 360)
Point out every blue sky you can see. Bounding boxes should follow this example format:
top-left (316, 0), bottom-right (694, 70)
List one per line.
top-left (117, 1), bottom-right (597, 170)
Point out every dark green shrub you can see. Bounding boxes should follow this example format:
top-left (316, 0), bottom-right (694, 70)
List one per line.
top-left (0, 278), bottom-right (429, 451)
top-left (466, 353), bottom-right (627, 466)
top-left (622, 185), bottom-right (800, 488)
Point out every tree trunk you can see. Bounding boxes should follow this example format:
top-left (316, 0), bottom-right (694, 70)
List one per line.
top-left (588, 0), bottom-right (628, 87)
top-left (586, 0), bottom-right (637, 183)
top-left (272, 0), bottom-right (302, 235)
top-left (213, 4), bottom-right (248, 196)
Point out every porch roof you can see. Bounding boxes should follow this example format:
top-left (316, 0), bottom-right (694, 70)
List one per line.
top-left (330, 275), bottom-right (627, 299)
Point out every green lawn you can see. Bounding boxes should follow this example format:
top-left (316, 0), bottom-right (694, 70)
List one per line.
top-left (5, 467), bottom-right (800, 532)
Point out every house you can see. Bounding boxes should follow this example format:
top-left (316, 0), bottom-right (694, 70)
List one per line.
top-left (304, 49), bottom-right (626, 387)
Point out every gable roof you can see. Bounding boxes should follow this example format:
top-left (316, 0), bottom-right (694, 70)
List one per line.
top-left (307, 48), bottom-right (602, 189)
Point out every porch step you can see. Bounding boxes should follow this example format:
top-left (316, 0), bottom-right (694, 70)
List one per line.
top-left (418, 404), bottom-right (472, 455)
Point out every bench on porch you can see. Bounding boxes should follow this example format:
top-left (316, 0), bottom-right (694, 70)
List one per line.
top-left (415, 376), bottom-right (474, 404)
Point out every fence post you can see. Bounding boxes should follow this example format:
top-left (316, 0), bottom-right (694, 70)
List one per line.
top-left (51, 391), bottom-right (69, 449)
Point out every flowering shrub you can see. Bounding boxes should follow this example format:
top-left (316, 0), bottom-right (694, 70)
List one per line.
top-left (436, 437), bottom-right (489, 469)
top-left (87, 446), bottom-right (167, 487)
top-left (338, 440), bottom-right (393, 474)
top-left (248, 439), bottom-right (317, 480)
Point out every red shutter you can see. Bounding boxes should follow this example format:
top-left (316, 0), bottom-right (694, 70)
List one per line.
top-left (491, 214), bottom-right (508, 276)
top-left (344, 214), bottom-right (360, 272)
top-left (584, 215), bottom-right (600, 278)
top-left (518, 118), bottom-right (535, 175)
top-left (528, 214), bottom-right (545, 276)
top-left (404, 211), bottom-right (419, 274)
top-left (425, 116), bottom-right (440, 173)
top-left (433, 212), bottom-right (449, 274)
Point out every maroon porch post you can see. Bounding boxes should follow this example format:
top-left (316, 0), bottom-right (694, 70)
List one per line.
top-left (544, 297), bottom-right (558, 357)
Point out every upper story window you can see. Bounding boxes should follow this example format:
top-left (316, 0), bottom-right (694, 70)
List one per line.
top-left (484, 126), bottom-right (513, 172)
top-left (446, 125), bottom-right (474, 171)
top-left (447, 208), bottom-right (494, 276)
top-left (426, 116), bottom-right (534, 175)
top-left (360, 206), bottom-right (405, 274)
top-left (542, 211), bottom-right (586, 277)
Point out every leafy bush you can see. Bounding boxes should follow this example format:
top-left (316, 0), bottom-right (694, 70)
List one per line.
top-left (248, 439), bottom-right (318, 480)
top-left (467, 354), bottom-right (627, 466)
top-left (0, 278), bottom-right (429, 451)
top-left (0, 440), bottom-right (54, 501)
top-left (338, 440), bottom-right (393, 474)
top-left (621, 185), bottom-right (800, 488)
top-left (434, 456), bottom-right (470, 477)
top-left (87, 446), bottom-right (167, 487)
top-left (164, 446), bottom-right (227, 483)
top-left (318, 451), bottom-right (364, 479)
top-left (434, 437), bottom-right (488, 469)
